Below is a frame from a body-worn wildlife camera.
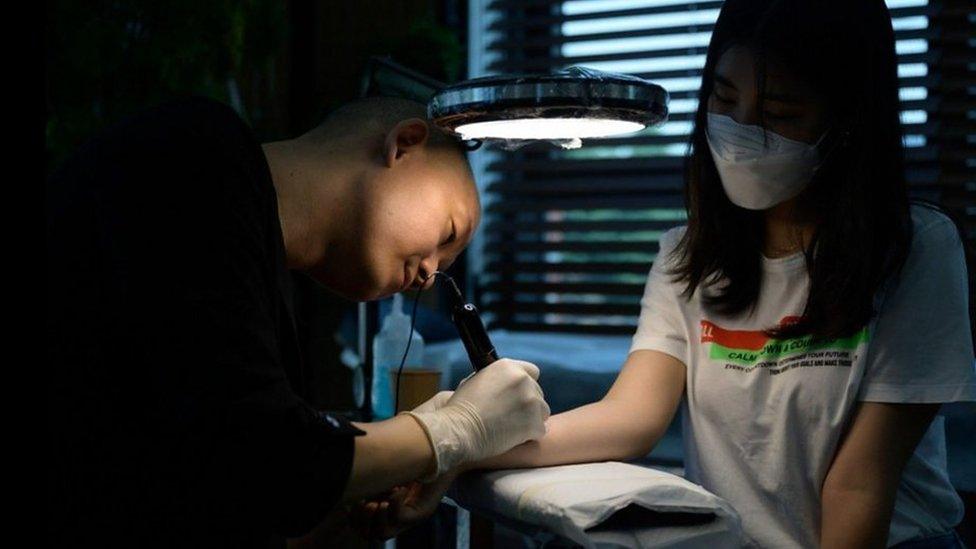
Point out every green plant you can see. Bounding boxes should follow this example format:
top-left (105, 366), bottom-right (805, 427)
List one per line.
top-left (46, 0), bottom-right (285, 169)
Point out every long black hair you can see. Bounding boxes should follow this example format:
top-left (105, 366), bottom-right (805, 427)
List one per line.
top-left (674, 0), bottom-right (913, 339)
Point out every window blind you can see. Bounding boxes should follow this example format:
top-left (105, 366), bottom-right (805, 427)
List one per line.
top-left (470, 0), bottom-right (975, 334)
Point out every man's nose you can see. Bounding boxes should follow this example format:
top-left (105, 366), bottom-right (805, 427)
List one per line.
top-left (419, 256), bottom-right (440, 289)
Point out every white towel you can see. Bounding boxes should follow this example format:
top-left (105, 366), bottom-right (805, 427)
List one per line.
top-left (449, 462), bottom-right (742, 549)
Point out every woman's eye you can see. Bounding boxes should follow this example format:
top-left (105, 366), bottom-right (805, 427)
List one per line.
top-left (713, 93), bottom-right (733, 104)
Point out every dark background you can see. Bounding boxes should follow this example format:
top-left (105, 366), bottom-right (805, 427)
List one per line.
top-left (46, 0), bottom-right (467, 165)
top-left (46, 0), bottom-right (470, 416)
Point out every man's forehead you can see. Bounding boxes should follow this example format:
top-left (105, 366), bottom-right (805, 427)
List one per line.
top-left (445, 160), bottom-right (478, 204)
top-left (427, 149), bottom-right (479, 222)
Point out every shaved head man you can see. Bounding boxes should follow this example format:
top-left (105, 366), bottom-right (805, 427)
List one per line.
top-left (48, 96), bottom-right (547, 547)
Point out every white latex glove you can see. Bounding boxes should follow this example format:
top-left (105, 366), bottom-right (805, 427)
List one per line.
top-left (404, 359), bottom-right (549, 478)
top-left (412, 391), bottom-right (453, 414)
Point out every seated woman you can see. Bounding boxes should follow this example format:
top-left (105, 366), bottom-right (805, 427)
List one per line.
top-left (357, 0), bottom-right (975, 546)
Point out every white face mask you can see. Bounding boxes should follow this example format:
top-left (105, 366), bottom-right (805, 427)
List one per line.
top-left (706, 112), bottom-right (825, 210)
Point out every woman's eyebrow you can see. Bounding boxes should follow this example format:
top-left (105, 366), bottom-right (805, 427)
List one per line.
top-left (714, 73), bottom-right (737, 90)
top-left (763, 89), bottom-right (805, 103)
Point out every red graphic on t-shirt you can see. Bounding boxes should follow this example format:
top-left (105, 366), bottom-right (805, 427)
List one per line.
top-left (700, 316), bottom-right (802, 350)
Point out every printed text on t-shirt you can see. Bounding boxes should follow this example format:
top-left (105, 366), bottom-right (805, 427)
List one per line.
top-left (700, 318), bottom-right (869, 375)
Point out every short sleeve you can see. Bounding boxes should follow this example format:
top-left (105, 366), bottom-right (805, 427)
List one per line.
top-left (630, 227), bottom-right (690, 364)
top-left (858, 208), bottom-right (976, 403)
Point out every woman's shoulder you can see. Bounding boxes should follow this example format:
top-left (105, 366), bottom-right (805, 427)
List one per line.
top-left (655, 226), bottom-right (688, 272)
top-left (905, 205), bottom-right (966, 277)
top-left (867, 205), bottom-right (973, 394)
top-left (909, 203), bottom-right (961, 245)
top-left (659, 226), bottom-right (688, 255)
top-left (884, 204), bottom-right (967, 299)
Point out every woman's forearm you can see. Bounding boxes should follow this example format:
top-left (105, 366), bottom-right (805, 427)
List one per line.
top-left (470, 397), bottom-right (667, 471)
top-left (471, 350), bottom-right (686, 472)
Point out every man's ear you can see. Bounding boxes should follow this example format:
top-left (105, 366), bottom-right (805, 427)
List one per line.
top-left (383, 118), bottom-right (430, 167)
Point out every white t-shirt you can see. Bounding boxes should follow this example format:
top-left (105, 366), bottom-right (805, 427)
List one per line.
top-left (630, 205), bottom-right (976, 548)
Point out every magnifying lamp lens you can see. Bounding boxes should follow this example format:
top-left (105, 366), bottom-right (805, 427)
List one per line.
top-left (455, 118), bottom-right (645, 140)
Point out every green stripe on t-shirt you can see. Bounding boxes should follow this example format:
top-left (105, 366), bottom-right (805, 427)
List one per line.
top-left (708, 328), bottom-right (869, 366)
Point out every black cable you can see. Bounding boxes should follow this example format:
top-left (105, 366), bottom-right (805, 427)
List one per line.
top-left (393, 286), bottom-right (424, 414)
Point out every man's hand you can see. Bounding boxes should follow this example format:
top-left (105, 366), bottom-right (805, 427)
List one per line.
top-left (350, 471), bottom-right (458, 541)
top-left (413, 390), bottom-right (453, 414)
top-left (405, 358), bottom-right (550, 477)
top-left (349, 391), bottom-right (458, 540)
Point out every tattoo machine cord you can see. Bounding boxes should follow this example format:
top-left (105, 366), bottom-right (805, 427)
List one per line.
top-left (393, 271), bottom-right (499, 414)
top-left (393, 285), bottom-right (423, 415)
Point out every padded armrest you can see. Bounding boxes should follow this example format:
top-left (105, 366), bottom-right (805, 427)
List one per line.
top-left (449, 462), bottom-right (742, 549)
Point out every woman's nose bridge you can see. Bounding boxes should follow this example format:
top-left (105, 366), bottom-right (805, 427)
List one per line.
top-left (731, 99), bottom-right (760, 126)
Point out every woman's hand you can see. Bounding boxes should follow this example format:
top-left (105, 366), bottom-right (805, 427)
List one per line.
top-left (349, 470), bottom-right (458, 541)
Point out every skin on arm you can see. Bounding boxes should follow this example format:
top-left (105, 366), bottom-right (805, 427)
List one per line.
top-left (342, 356), bottom-right (549, 502)
top-left (349, 350), bottom-right (685, 541)
top-left (471, 349), bottom-right (686, 471)
top-left (820, 402), bottom-right (940, 549)
top-left (286, 416), bottom-right (439, 546)
top-left (342, 415), bottom-right (435, 502)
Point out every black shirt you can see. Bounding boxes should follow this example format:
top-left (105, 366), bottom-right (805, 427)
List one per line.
top-left (48, 98), bottom-right (360, 547)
